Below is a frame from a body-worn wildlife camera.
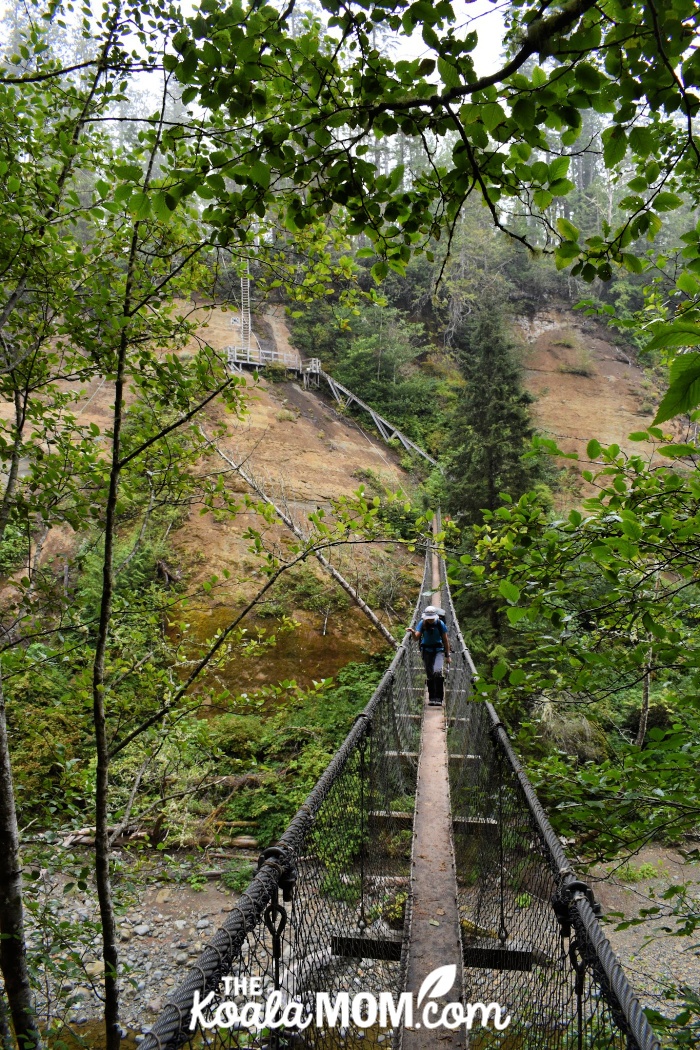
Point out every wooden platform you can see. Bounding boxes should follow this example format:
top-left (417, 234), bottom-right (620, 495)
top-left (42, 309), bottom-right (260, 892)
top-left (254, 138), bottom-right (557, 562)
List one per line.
top-left (402, 701), bottom-right (466, 1050)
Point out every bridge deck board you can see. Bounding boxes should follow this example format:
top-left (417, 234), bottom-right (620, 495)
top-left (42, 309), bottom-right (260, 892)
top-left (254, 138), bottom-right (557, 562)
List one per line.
top-left (402, 695), bottom-right (466, 1049)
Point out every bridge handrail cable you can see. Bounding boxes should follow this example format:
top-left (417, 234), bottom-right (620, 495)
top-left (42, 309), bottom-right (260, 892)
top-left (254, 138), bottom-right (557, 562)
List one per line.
top-left (318, 369), bottom-right (440, 468)
top-left (141, 543), bottom-right (660, 1050)
top-left (439, 552), bottom-right (660, 1050)
top-left (141, 552), bottom-right (431, 1050)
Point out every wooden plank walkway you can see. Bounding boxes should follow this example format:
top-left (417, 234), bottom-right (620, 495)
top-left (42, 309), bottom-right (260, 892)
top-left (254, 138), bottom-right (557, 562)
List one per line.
top-left (402, 536), bottom-right (466, 1049)
top-left (402, 700), bottom-right (466, 1048)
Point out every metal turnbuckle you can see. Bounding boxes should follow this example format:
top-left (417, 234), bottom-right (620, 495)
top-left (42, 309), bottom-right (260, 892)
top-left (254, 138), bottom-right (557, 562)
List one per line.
top-left (258, 844), bottom-right (297, 902)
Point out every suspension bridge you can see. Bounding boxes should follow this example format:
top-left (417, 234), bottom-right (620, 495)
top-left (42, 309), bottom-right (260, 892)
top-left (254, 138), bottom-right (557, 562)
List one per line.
top-left (225, 273), bottom-right (438, 469)
top-left (150, 275), bottom-right (663, 1049)
top-left (140, 528), bottom-right (660, 1049)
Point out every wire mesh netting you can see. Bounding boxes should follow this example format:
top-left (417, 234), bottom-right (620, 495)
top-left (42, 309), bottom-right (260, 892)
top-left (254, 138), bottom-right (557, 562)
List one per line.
top-left (440, 555), bottom-right (660, 1050)
top-left (140, 556), bottom-right (431, 1050)
top-left (141, 547), bottom-right (659, 1050)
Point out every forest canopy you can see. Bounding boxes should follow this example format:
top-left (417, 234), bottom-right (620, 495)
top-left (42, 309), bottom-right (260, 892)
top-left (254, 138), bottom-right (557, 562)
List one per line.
top-left (4, 0), bottom-right (700, 409)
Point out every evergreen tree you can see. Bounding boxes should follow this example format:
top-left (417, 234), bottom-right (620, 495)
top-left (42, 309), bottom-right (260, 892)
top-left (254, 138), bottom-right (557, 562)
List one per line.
top-left (445, 311), bottom-right (542, 525)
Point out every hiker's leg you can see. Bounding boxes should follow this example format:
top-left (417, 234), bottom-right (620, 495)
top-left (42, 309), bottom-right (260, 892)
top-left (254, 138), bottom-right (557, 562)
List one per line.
top-left (422, 650), bottom-right (436, 700)
top-left (433, 652), bottom-right (444, 704)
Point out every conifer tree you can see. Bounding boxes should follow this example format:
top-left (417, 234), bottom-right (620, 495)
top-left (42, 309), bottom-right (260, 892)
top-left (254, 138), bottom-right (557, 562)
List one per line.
top-left (445, 311), bottom-right (541, 525)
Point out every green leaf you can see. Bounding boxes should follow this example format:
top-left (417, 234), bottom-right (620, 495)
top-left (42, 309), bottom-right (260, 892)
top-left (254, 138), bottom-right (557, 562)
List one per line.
top-left (492, 662), bottom-right (508, 682)
top-left (459, 103), bottom-right (479, 125)
top-left (533, 188), bottom-right (553, 209)
top-left (556, 217), bottom-right (579, 241)
top-left (642, 611), bottom-right (666, 639)
top-left (620, 518), bottom-right (641, 540)
top-left (437, 56), bottom-right (461, 88)
top-left (645, 324), bottom-right (700, 352)
top-left (676, 272), bottom-right (700, 295)
top-left (152, 192), bottom-right (173, 221)
top-left (554, 240), bottom-right (581, 268)
top-left (628, 431), bottom-right (648, 441)
top-left (653, 352), bottom-right (700, 424)
top-left (248, 160), bottom-right (270, 189)
top-left (481, 102), bottom-right (506, 132)
top-left (114, 163), bottom-right (144, 182)
top-left (371, 260), bottom-right (388, 282)
top-left (498, 579), bottom-right (521, 604)
top-left (601, 125), bottom-right (627, 168)
top-left (549, 178), bottom-right (574, 196)
top-left (657, 443), bottom-right (698, 458)
top-left (574, 63), bottom-right (601, 91)
top-left (629, 125), bottom-right (654, 158)
top-left (621, 253), bottom-right (644, 274)
top-left (653, 191), bottom-right (682, 212)
top-left (587, 439), bottom-right (602, 459)
top-left (129, 192), bottom-right (151, 219)
top-left (506, 606), bottom-right (527, 625)
top-left (512, 98), bottom-right (536, 128)
top-left (113, 183), bottom-right (132, 204)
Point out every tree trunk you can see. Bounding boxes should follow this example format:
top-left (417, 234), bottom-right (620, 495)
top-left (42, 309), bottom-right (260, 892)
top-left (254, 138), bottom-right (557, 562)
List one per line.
top-left (91, 331), bottom-right (126, 1050)
top-left (0, 670), bottom-right (42, 1050)
top-left (637, 576), bottom-right (660, 749)
top-left (0, 388), bottom-right (26, 544)
top-left (0, 985), bottom-right (15, 1050)
top-left (91, 78), bottom-right (169, 1047)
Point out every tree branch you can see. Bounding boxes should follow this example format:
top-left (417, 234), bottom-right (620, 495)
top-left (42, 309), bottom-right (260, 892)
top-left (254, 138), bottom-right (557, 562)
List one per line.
top-left (365, 0), bottom-right (600, 117)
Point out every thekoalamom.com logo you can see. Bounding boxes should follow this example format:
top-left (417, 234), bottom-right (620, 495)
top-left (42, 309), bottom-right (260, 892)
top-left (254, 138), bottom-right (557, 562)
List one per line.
top-left (190, 965), bottom-right (511, 1034)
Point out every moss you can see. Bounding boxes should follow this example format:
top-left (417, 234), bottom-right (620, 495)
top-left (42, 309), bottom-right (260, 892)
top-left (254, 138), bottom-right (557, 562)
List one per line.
top-left (205, 715), bottom-right (265, 758)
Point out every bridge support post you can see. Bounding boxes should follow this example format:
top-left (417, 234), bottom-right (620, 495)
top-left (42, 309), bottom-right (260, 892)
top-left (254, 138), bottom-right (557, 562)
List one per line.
top-left (402, 518), bottom-right (466, 1049)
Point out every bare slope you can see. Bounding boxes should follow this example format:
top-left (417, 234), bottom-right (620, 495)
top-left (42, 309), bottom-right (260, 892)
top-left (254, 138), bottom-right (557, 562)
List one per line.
top-left (516, 309), bottom-right (658, 474)
top-left (164, 304), bottom-right (422, 690)
top-left (172, 362), bottom-right (421, 691)
top-left (6, 304), bottom-right (420, 694)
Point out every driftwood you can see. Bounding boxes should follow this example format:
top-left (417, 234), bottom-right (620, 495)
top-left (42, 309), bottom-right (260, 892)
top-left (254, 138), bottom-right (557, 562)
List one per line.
top-left (63, 772), bottom-right (264, 849)
top-left (216, 774), bottom-right (263, 790)
top-left (213, 819), bottom-right (257, 828)
top-left (63, 826), bottom-right (148, 848)
top-left (156, 559), bottom-right (181, 584)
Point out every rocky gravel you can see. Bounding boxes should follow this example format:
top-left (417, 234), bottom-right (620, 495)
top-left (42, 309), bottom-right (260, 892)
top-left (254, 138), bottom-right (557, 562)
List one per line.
top-left (26, 851), bottom-right (257, 1042)
top-left (592, 845), bottom-right (700, 1016)
top-left (24, 844), bottom-right (700, 1043)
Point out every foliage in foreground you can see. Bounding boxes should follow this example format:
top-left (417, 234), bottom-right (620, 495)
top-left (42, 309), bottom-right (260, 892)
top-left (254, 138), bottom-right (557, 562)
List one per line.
top-left (449, 432), bottom-right (700, 860)
top-left (133, 659), bottom-right (385, 849)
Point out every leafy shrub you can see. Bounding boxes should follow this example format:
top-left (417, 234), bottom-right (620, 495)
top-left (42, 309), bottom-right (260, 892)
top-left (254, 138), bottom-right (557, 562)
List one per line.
top-left (261, 364), bottom-right (288, 382)
top-left (320, 873), bottom-right (361, 905)
top-left (615, 862), bottom-right (661, 883)
top-left (221, 860), bottom-right (256, 893)
top-left (206, 715), bottom-right (265, 758)
top-left (369, 889), bottom-right (407, 929)
top-left (0, 522), bottom-right (28, 576)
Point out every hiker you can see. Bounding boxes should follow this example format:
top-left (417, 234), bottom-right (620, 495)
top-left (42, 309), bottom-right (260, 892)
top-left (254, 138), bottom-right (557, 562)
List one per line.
top-left (411, 605), bottom-right (450, 706)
